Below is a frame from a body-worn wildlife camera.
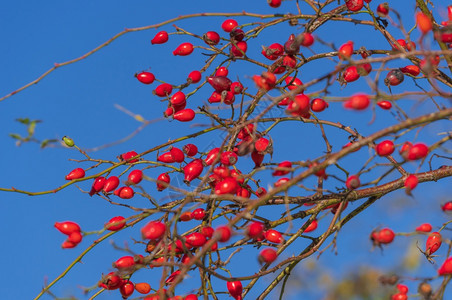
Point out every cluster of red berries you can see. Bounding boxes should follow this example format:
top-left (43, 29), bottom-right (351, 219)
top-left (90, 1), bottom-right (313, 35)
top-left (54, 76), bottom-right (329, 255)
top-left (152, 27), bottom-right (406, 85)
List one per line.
top-left (54, 221), bottom-right (83, 249)
top-left (49, 2), bottom-right (452, 299)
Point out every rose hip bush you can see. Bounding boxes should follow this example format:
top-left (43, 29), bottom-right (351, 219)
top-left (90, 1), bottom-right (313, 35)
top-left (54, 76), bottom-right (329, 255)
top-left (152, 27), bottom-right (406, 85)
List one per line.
top-left (1, 0), bottom-right (452, 299)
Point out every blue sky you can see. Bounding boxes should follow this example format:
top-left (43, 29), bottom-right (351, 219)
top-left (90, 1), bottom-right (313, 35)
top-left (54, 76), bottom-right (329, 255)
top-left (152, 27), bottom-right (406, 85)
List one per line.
top-left (0, 1), bottom-right (451, 299)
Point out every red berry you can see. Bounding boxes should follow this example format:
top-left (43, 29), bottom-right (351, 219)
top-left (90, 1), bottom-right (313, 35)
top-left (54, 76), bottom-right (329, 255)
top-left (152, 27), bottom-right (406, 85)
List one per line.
top-left (284, 34), bottom-right (300, 55)
top-left (208, 76), bottom-right (232, 93)
top-left (156, 173), bottom-right (170, 191)
top-left (98, 272), bottom-right (122, 290)
top-left (426, 232), bottom-right (442, 255)
top-left (103, 176), bottom-right (120, 193)
top-left (214, 177), bottom-right (238, 195)
top-left (416, 12), bottom-right (432, 34)
top-left (230, 169), bottom-right (244, 184)
top-left (391, 293), bottom-right (407, 300)
top-left (237, 124), bottom-right (255, 139)
top-left (221, 19), bottom-right (238, 32)
top-left (304, 219), bottom-right (318, 233)
top-left (90, 176), bottom-right (106, 196)
top-left (230, 27), bottom-right (245, 42)
top-left (396, 284), bottom-right (408, 294)
top-left (185, 232), bottom-right (207, 248)
top-left (230, 81), bottom-right (244, 94)
top-left (392, 39), bottom-right (406, 50)
top-left (183, 144), bottom-right (198, 157)
top-left (61, 241), bottom-right (77, 249)
top-left (183, 159), bottom-right (204, 183)
top-left (285, 76), bottom-right (303, 91)
top-left (345, 0), bottom-right (363, 12)
top-left (170, 147), bottom-right (185, 163)
top-left (272, 161), bottom-right (292, 176)
top-left (268, 0), bottom-right (282, 8)
top-left (136, 71), bottom-right (155, 84)
top-left (203, 31), bottom-right (220, 45)
top-left (170, 91), bottom-right (186, 107)
top-left (300, 32), bottom-right (314, 46)
top-left (416, 223), bottom-right (432, 233)
top-left (135, 282), bottom-right (151, 295)
top-left (180, 211), bottom-right (192, 222)
top-left (286, 94), bottom-right (310, 116)
top-left (377, 101), bottom-right (392, 110)
top-left (174, 109), bottom-right (195, 122)
top-left (377, 228), bottom-right (395, 244)
top-left (200, 226), bottom-right (214, 238)
top-left (185, 294), bottom-right (198, 300)
top-left (118, 186), bottom-right (134, 199)
top-left (442, 201), bottom-right (452, 212)
top-left (344, 94), bottom-right (370, 110)
top-left (231, 41), bottom-right (248, 57)
top-left (400, 65), bottom-right (420, 76)
top-left (343, 66), bottom-right (360, 83)
top-left (438, 257), bottom-right (452, 276)
top-left (253, 72), bottom-right (277, 91)
top-left (105, 216), bottom-right (126, 231)
top-left (310, 98), bottom-right (328, 112)
top-left (338, 41), bottom-right (354, 59)
top-left (399, 142), bottom-right (413, 158)
top-left (406, 143), bottom-right (428, 160)
top-left (274, 177), bottom-right (290, 187)
top-left (220, 151), bottom-right (238, 165)
top-left (404, 174), bottom-right (418, 193)
top-left (357, 63), bottom-right (372, 75)
top-left (67, 231), bottom-right (83, 244)
top-left (120, 151), bottom-right (140, 163)
top-left (255, 187), bottom-right (267, 197)
top-left (187, 70), bottom-right (202, 84)
top-left (265, 229), bottom-right (283, 244)
top-left (127, 169), bottom-right (143, 185)
top-left (65, 168), bottom-right (85, 180)
top-left (262, 43), bottom-right (284, 60)
top-left (205, 147), bottom-right (221, 165)
top-left (376, 3), bottom-right (389, 18)
top-left (165, 270), bottom-right (181, 285)
top-left (154, 83), bottom-right (173, 97)
top-left (255, 137), bottom-right (271, 153)
top-left (173, 42), bottom-right (194, 56)
top-left (384, 69), bottom-right (405, 86)
top-left (227, 281), bottom-right (243, 300)
top-left (113, 256), bottom-right (135, 269)
top-left (310, 162), bottom-right (328, 179)
top-left (376, 140), bottom-right (395, 156)
top-left (247, 221), bottom-right (264, 239)
top-left (141, 221), bottom-right (166, 240)
top-left (55, 221), bottom-right (81, 235)
top-left (258, 248), bottom-right (278, 264)
top-left (158, 151), bottom-right (174, 163)
top-left (222, 90), bottom-right (236, 105)
top-left (151, 31), bottom-right (169, 44)
top-left (346, 175), bottom-right (360, 190)
top-left (215, 66), bottom-right (228, 77)
top-left (191, 208), bottom-right (205, 220)
top-left (215, 226), bottom-right (232, 242)
top-left (282, 54), bottom-right (297, 69)
top-left (392, 39), bottom-right (416, 51)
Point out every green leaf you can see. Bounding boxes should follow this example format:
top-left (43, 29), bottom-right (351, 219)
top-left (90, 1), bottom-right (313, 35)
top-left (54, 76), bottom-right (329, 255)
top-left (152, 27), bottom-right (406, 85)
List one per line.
top-left (9, 133), bottom-right (23, 140)
top-left (27, 121), bottom-right (37, 137)
top-left (15, 118), bottom-right (30, 125)
top-left (40, 139), bottom-right (58, 148)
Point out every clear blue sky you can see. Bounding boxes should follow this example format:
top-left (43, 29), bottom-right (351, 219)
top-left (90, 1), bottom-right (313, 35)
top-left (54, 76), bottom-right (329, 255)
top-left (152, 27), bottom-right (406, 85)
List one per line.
top-left (0, 1), bottom-right (451, 299)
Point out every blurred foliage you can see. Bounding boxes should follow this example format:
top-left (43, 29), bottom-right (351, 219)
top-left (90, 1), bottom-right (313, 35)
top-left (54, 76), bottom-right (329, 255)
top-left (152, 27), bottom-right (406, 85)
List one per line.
top-left (9, 118), bottom-right (59, 148)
